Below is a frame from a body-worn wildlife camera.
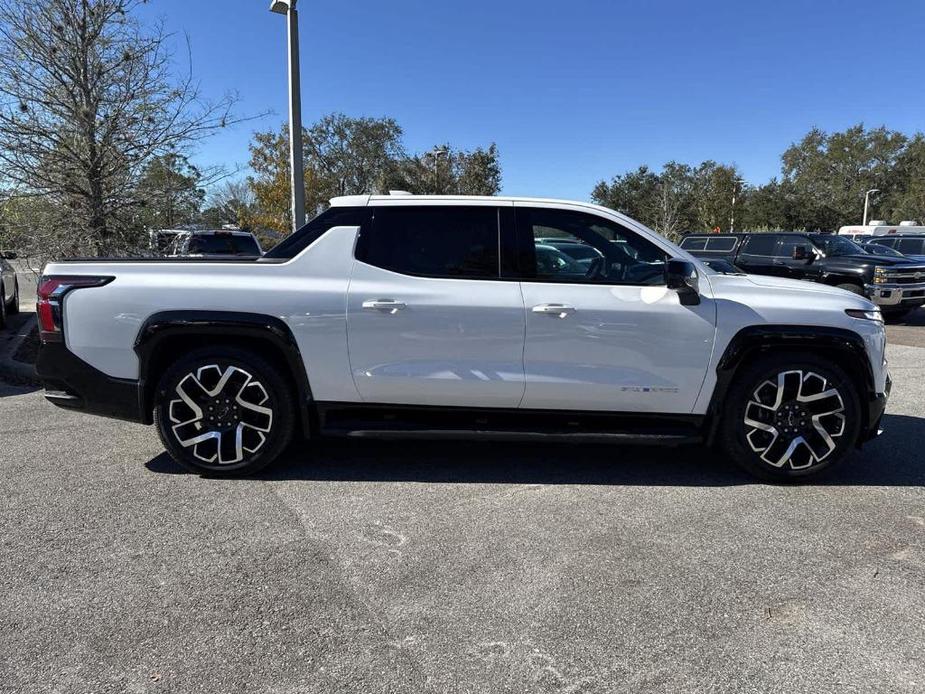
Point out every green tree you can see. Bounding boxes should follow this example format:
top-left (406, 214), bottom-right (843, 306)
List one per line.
top-left (135, 154), bottom-right (205, 230)
top-left (386, 143), bottom-right (502, 195)
top-left (781, 125), bottom-right (907, 230)
top-left (591, 165), bottom-right (660, 222)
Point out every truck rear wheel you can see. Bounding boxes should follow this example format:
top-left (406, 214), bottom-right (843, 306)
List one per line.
top-left (153, 347), bottom-right (295, 476)
top-left (719, 355), bottom-right (861, 482)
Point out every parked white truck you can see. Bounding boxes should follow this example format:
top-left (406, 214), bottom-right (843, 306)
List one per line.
top-left (36, 195), bottom-right (890, 481)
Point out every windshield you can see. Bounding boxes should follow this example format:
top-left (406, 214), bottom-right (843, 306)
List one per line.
top-left (815, 235), bottom-right (864, 257)
top-left (187, 234), bottom-right (261, 256)
top-left (864, 244), bottom-right (903, 258)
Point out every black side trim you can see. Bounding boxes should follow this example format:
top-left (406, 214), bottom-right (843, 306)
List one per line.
top-left (706, 325), bottom-right (879, 445)
top-left (35, 342), bottom-right (144, 423)
top-left (316, 402), bottom-right (704, 445)
top-left (134, 311), bottom-right (313, 431)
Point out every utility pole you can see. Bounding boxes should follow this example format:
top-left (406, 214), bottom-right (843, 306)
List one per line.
top-left (270, 0), bottom-right (306, 232)
top-left (863, 189), bottom-right (880, 226)
top-left (730, 178), bottom-right (746, 233)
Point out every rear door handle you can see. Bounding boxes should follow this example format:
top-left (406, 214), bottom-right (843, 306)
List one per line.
top-left (532, 303), bottom-right (575, 318)
top-left (362, 299), bottom-right (407, 313)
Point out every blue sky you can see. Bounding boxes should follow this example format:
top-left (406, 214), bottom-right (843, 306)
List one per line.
top-left (138, 0), bottom-right (925, 201)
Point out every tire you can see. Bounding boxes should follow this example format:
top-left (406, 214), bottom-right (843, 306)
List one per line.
top-left (835, 283), bottom-right (865, 295)
top-left (7, 279), bottom-right (18, 314)
top-left (153, 346), bottom-right (295, 476)
top-left (719, 354), bottom-right (861, 482)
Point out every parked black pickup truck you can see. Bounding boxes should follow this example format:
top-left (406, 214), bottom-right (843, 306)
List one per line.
top-left (680, 232), bottom-right (925, 318)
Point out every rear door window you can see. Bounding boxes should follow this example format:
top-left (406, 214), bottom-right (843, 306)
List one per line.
top-left (740, 234), bottom-right (779, 256)
top-left (359, 206), bottom-right (501, 279)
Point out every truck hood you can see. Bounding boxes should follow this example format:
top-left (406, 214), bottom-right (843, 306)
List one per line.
top-left (834, 253), bottom-right (925, 268)
top-left (707, 273), bottom-right (876, 307)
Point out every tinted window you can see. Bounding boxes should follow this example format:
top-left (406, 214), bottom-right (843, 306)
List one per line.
top-left (361, 206), bottom-right (500, 278)
top-left (873, 237), bottom-right (897, 248)
top-left (265, 206), bottom-right (370, 259)
top-left (898, 238), bottom-right (925, 254)
top-left (705, 237), bottom-right (738, 251)
top-left (517, 207), bottom-right (667, 285)
top-left (741, 234), bottom-right (779, 256)
top-left (776, 236), bottom-right (810, 258)
top-left (187, 234), bottom-right (261, 255)
top-left (680, 237), bottom-right (707, 251)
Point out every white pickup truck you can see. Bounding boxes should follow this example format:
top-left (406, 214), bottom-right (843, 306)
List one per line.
top-left (36, 195), bottom-right (890, 481)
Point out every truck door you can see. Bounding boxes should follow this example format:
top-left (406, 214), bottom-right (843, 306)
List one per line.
top-left (346, 204), bottom-right (527, 408)
top-left (514, 204), bottom-right (716, 413)
top-left (735, 234), bottom-right (784, 276)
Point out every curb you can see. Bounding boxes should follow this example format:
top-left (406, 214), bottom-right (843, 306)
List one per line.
top-left (0, 312), bottom-right (40, 385)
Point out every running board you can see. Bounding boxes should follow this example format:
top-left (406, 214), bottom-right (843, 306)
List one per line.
top-left (315, 403), bottom-right (704, 446)
top-left (339, 429), bottom-right (700, 445)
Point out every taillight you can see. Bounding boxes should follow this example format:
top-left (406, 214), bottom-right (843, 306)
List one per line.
top-left (37, 275), bottom-right (113, 342)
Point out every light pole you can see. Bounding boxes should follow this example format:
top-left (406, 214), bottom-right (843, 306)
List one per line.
top-left (424, 146), bottom-right (449, 194)
top-left (863, 189), bottom-right (880, 226)
top-left (270, 0), bottom-right (306, 232)
top-left (730, 178), bottom-right (746, 233)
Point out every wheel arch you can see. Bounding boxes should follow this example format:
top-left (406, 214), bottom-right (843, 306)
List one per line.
top-left (705, 325), bottom-right (875, 445)
top-left (134, 311), bottom-right (313, 433)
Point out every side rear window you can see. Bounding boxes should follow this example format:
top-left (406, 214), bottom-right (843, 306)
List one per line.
top-left (705, 237), bottom-right (738, 252)
top-left (741, 234), bottom-right (779, 256)
top-left (359, 206), bottom-right (500, 279)
top-left (264, 207), bottom-right (370, 259)
top-left (680, 237), bottom-right (707, 251)
top-left (898, 238), bottom-right (925, 254)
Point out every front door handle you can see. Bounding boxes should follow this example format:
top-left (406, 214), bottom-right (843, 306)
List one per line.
top-left (532, 303), bottom-right (575, 318)
top-left (362, 299), bottom-right (407, 313)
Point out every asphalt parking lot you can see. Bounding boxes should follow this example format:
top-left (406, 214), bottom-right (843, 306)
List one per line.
top-left (1, 331), bottom-right (924, 692)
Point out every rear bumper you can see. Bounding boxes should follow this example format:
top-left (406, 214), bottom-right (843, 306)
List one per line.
top-left (865, 282), bottom-right (925, 308)
top-left (35, 342), bottom-right (148, 424)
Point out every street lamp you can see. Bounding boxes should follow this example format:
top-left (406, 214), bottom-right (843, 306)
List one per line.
top-left (863, 189), bottom-right (880, 226)
top-left (730, 178), bottom-right (746, 233)
top-left (423, 146), bottom-right (449, 194)
top-left (270, 0), bottom-right (306, 232)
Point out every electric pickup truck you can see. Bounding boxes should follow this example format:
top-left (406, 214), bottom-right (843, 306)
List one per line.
top-left (35, 195), bottom-right (890, 481)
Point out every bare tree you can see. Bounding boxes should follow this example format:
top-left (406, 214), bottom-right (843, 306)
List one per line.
top-left (0, 0), bottom-right (252, 257)
top-left (649, 181), bottom-right (683, 241)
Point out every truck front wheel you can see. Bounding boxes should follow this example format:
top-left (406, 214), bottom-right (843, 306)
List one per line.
top-left (153, 347), bottom-right (295, 476)
top-left (719, 355), bottom-right (861, 482)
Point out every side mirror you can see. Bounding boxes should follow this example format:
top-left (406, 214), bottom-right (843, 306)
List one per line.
top-left (666, 258), bottom-right (701, 306)
top-left (792, 245), bottom-right (808, 260)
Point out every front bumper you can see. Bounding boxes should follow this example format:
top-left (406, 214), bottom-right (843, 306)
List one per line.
top-left (861, 372), bottom-right (891, 444)
top-left (865, 282), bottom-right (925, 308)
top-left (35, 342), bottom-right (148, 424)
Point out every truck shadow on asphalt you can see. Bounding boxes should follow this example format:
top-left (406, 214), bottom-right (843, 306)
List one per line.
top-left (145, 413), bottom-right (925, 487)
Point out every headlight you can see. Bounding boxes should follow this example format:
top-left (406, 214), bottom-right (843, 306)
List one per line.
top-left (873, 266), bottom-right (888, 284)
top-left (846, 308), bottom-right (883, 322)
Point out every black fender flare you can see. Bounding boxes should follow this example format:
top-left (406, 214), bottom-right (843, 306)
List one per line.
top-left (134, 310), bottom-right (313, 431)
top-left (705, 324), bottom-right (877, 445)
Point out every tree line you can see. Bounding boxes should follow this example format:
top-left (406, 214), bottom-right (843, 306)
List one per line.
top-left (2, 0), bottom-right (924, 262)
top-left (592, 125), bottom-right (925, 241)
top-left (0, 0), bottom-right (501, 262)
